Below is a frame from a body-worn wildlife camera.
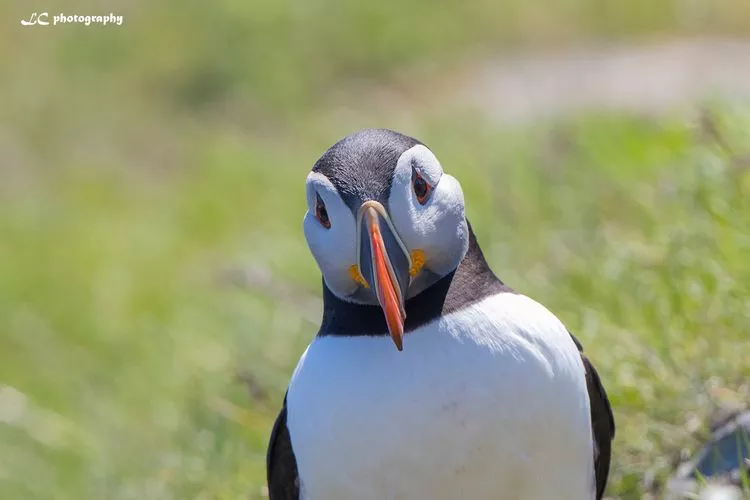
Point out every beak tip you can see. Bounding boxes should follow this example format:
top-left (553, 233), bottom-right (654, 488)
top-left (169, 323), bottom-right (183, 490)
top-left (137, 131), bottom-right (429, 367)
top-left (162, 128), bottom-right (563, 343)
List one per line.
top-left (391, 327), bottom-right (404, 351)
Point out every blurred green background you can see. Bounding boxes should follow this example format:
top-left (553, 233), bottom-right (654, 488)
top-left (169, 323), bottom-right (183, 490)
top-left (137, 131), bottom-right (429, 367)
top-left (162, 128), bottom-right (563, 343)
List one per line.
top-left (2, 1), bottom-right (750, 498)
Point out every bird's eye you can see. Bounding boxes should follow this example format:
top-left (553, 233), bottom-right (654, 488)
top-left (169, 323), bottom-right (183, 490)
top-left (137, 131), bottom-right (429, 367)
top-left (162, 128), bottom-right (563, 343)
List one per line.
top-left (412, 171), bottom-right (432, 205)
top-left (315, 195), bottom-right (331, 229)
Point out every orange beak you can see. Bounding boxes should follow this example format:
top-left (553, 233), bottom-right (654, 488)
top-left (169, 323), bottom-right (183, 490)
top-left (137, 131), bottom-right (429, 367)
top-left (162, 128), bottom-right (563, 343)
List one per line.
top-left (361, 203), bottom-right (408, 350)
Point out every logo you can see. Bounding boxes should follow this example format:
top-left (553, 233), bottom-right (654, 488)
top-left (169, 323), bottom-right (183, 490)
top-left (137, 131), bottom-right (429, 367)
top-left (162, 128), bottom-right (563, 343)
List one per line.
top-left (20, 12), bottom-right (48, 26)
top-left (20, 12), bottom-right (123, 27)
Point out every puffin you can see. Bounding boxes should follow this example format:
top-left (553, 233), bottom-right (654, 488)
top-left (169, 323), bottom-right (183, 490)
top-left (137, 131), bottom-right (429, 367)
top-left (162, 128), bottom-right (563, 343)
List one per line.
top-left (267, 128), bottom-right (615, 500)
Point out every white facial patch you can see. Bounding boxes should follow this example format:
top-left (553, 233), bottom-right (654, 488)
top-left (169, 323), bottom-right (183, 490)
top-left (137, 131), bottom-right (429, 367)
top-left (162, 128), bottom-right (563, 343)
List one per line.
top-left (303, 172), bottom-right (359, 298)
top-left (388, 145), bottom-right (470, 281)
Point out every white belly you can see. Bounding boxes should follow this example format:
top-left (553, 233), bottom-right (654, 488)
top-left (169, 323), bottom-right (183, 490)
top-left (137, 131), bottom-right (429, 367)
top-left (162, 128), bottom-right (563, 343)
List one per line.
top-left (286, 293), bottom-right (595, 500)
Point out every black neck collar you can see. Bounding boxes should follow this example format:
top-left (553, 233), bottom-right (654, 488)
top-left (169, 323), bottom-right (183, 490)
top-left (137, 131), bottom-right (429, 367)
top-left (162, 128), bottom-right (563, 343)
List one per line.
top-left (317, 222), bottom-right (515, 338)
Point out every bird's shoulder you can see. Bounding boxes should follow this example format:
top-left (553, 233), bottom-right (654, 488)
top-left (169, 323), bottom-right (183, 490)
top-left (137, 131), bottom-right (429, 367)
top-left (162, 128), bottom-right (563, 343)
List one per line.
top-left (569, 331), bottom-right (615, 500)
top-left (468, 292), bottom-right (577, 348)
top-left (266, 394), bottom-right (300, 500)
top-left (569, 332), bottom-right (615, 436)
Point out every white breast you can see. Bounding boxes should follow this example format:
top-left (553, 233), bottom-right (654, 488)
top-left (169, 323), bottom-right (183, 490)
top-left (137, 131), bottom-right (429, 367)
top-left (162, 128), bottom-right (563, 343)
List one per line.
top-left (286, 293), bottom-right (595, 500)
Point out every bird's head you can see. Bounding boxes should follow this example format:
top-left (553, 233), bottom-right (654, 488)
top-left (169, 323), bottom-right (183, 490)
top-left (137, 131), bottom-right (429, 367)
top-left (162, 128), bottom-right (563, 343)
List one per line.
top-left (303, 129), bottom-right (469, 350)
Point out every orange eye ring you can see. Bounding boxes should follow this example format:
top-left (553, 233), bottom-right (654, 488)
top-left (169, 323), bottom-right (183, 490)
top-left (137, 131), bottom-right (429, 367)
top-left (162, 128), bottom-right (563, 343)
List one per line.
top-left (412, 171), bottom-right (432, 205)
top-left (315, 195), bottom-right (331, 229)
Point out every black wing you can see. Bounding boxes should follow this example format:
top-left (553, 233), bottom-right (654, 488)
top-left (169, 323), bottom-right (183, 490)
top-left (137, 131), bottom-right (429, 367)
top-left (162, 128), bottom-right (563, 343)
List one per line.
top-left (267, 394), bottom-right (300, 500)
top-left (570, 333), bottom-right (615, 500)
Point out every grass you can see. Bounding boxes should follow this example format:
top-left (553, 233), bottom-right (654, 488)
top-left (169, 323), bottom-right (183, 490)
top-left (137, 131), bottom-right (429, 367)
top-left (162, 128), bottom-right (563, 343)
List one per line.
top-left (2, 106), bottom-right (750, 499)
top-left (2, 0), bottom-right (750, 498)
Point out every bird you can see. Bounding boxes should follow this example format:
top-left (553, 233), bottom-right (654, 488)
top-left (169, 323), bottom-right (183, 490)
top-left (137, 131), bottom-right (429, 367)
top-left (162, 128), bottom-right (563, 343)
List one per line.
top-left (266, 128), bottom-right (615, 500)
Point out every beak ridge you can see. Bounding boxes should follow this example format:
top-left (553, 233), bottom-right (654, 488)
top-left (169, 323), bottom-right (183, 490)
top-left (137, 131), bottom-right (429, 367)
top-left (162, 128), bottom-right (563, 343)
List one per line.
top-left (358, 202), bottom-right (411, 350)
